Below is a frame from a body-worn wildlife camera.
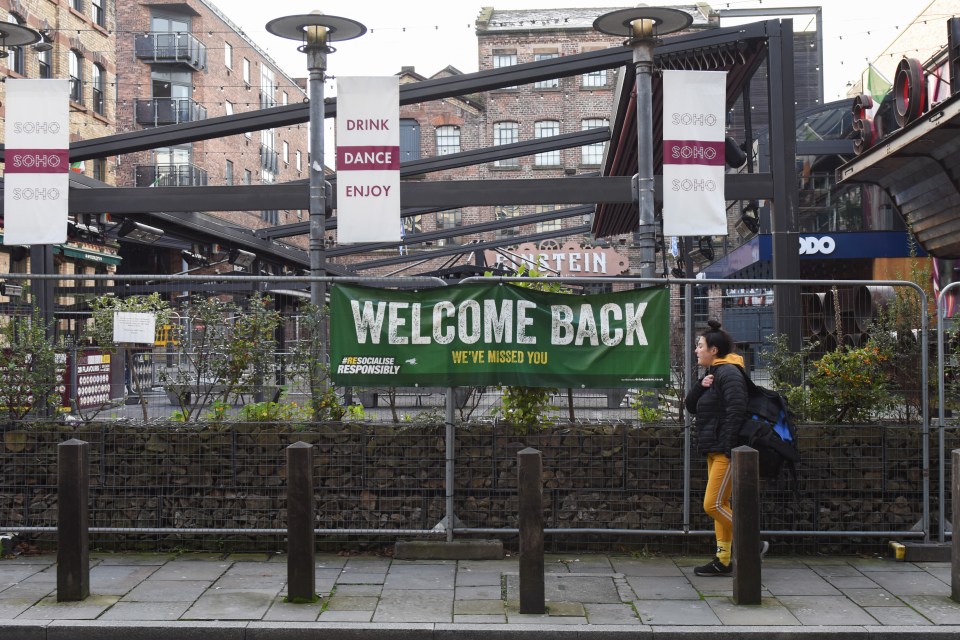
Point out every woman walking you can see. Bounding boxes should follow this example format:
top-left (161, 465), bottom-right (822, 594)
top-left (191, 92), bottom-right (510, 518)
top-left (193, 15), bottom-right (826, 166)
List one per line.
top-left (684, 320), bottom-right (766, 576)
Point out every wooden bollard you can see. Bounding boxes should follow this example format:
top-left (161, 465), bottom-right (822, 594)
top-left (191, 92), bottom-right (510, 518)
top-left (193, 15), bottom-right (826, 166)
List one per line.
top-left (286, 441), bottom-right (316, 602)
top-left (952, 449), bottom-right (960, 603)
top-left (57, 439), bottom-right (90, 602)
top-left (732, 445), bottom-right (761, 605)
top-left (517, 447), bottom-right (544, 614)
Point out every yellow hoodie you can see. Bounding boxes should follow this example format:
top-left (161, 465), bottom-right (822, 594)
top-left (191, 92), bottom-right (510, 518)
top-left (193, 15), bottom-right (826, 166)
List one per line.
top-left (711, 353), bottom-right (745, 369)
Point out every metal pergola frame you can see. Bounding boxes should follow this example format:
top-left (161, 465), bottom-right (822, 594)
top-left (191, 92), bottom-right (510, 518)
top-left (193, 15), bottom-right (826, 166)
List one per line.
top-left (0, 17), bottom-right (799, 321)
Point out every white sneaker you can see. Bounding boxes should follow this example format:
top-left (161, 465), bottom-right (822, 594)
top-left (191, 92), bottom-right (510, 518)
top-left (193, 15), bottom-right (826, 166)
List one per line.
top-left (760, 540), bottom-right (770, 561)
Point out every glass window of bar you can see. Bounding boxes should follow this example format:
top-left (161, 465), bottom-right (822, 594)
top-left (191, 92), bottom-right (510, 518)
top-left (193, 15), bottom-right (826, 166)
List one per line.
top-left (581, 118), bottom-right (609, 166)
top-left (534, 120), bottom-right (560, 166)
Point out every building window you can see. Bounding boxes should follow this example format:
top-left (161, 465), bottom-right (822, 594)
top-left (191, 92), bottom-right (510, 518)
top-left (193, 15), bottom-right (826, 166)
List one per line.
top-left (581, 118), bottom-right (609, 166)
top-left (534, 121), bottom-right (560, 166)
top-left (243, 169), bottom-right (252, 185)
top-left (38, 47), bottom-right (52, 78)
top-left (224, 41), bottom-right (232, 69)
top-left (282, 91), bottom-right (289, 105)
top-left (71, 0), bottom-right (83, 12)
top-left (435, 125), bottom-right (460, 155)
top-left (224, 100), bottom-right (234, 116)
top-left (262, 169), bottom-right (278, 224)
top-left (225, 160), bottom-right (233, 185)
top-left (260, 66), bottom-right (276, 109)
top-left (91, 64), bottom-right (106, 115)
top-left (535, 205), bottom-right (562, 234)
top-left (402, 215), bottom-right (423, 237)
top-left (93, 158), bottom-right (106, 182)
top-left (533, 52), bottom-right (559, 89)
top-left (582, 68), bottom-right (607, 87)
top-left (495, 205), bottom-right (521, 237)
top-left (69, 50), bottom-right (83, 104)
top-left (436, 209), bottom-right (462, 246)
top-left (242, 58), bottom-right (251, 85)
top-left (282, 141), bottom-right (289, 165)
top-left (400, 119), bottom-right (421, 162)
top-left (6, 15), bottom-right (25, 76)
top-left (492, 51), bottom-right (517, 89)
top-left (91, 0), bottom-right (105, 27)
top-left (493, 122), bottom-right (519, 167)
top-left (296, 150), bottom-right (302, 172)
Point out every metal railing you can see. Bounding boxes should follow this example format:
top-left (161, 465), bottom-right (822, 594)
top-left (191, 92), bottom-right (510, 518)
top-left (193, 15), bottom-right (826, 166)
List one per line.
top-left (134, 32), bottom-right (207, 70)
top-left (134, 98), bottom-right (208, 127)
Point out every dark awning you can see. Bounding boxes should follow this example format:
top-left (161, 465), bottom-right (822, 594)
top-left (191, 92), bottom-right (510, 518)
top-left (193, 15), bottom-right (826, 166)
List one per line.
top-left (836, 91), bottom-right (960, 258)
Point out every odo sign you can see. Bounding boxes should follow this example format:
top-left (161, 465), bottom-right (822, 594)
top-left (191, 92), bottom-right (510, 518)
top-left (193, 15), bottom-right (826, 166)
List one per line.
top-left (330, 282), bottom-right (670, 388)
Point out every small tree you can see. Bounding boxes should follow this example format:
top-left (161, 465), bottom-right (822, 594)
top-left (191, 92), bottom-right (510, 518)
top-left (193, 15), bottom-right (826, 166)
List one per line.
top-left (0, 307), bottom-right (62, 426)
top-left (288, 303), bottom-right (346, 421)
top-left (89, 293), bottom-right (173, 422)
top-left (160, 293), bottom-right (280, 422)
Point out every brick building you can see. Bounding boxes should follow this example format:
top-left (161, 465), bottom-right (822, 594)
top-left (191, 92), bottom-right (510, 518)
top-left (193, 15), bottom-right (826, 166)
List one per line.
top-left (1, 0), bottom-right (120, 278)
top-left (113, 0), bottom-right (309, 273)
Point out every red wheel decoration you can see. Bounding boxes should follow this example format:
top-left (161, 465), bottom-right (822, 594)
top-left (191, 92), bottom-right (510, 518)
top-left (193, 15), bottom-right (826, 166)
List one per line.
top-left (894, 58), bottom-right (926, 127)
top-left (852, 93), bottom-right (875, 155)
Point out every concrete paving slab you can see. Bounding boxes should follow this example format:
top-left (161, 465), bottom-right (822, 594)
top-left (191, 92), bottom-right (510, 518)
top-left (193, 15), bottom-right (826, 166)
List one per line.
top-left (454, 599), bottom-right (505, 615)
top-left (899, 595), bottom-right (960, 624)
top-left (336, 571), bottom-right (387, 585)
top-left (455, 585), bottom-right (502, 600)
top-left (583, 603), bottom-right (642, 625)
top-left (88, 564), bottom-right (160, 596)
top-left (372, 588), bottom-right (454, 623)
top-left (314, 554), bottom-right (348, 569)
top-left (317, 609), bottom-right (375, 621)
top-left (221, 561), bottom-right (286, 576)
top-left (865, 606), bottom-right (934, 626)
top-left (705, 596), bottom-right (802, 626)
top-left (610, 557), bottom-right (684, 577)
top-left (17, 595), bottom-right (120, 620)
top-left (505, 574), bottom-right (621, 604)
top-left (0, 620), bottom-right (48, 640)
top-left (325, 595), bottom-right (379, 611)
top-left (454, 614), bottom-right (508, 624)
top-left (262, 599), bottom-right (322, 622)
top-left (548, 601), bottom-right (586, 617)
top-left (456, 569), bottom-right (502, 586)
top-left (865, 571), bottom-right (952, 596)
top-left (90, 554), bottom-right (174, 566)
top-left (777, 595), bottom-right (879, 626)
top-left (122, 579), bottom-right (212, 602)
top-left (97, 601), bottom-right (191, 621)
top-left (383, 563), bottom-right (456, 589)
top-left (331, 584), bottom-right (382, 597)
top-left (45, 620), bottom-right (248, 640)
top-left (808, 564), bottom-right (869, 578)
top-left (148, 561), bottom-right (230, 581)
top-left (504, 608), bottom-right (587, 624)
top-left (849, 558), bottom-right (924, 572)
top-left (554, 557), bottom-right (614, 573)
top-left (841, 588), bottom-right (902, 607)
top-left (760, 568), bottom-right (842, 596)
top-left (182, 589), bottom-right (277, 620)
top-left (633, 599), bottom-right (723, 625)
top-left (0, 568), bottom-right (44, 589)
top-left (825, 576), bottom-right (883, 589)
top-left (625, 576), bottom-right (700, 600)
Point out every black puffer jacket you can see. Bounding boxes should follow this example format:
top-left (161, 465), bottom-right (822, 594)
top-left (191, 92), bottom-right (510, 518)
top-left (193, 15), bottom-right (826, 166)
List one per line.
top-left (684, 362), bottom-right (748, 456)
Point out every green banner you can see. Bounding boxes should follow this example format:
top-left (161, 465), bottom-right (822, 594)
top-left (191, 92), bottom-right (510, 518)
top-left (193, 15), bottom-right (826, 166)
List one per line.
top-left (330, 282), bottom-right (670, 388)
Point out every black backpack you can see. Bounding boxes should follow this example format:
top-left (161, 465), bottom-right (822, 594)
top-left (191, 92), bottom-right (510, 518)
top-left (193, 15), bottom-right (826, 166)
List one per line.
top-left (736, 369), bottom-right (800, 484)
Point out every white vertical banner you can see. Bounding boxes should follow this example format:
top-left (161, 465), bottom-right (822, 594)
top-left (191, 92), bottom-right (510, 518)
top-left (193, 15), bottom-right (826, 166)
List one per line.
top-left (336, 76), bottom-right (400, 243)
top-left (662, 70), bottom-right (727, 237)
top-left (3, 79), bottom-right (70, 245)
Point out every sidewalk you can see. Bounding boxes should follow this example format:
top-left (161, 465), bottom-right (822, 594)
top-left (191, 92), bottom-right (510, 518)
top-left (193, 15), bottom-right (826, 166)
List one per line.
top-left (2, 551), bottom-right (960, 639)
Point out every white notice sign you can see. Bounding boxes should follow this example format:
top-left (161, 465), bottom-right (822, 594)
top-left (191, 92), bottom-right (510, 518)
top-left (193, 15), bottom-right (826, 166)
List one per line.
top-left (113, 312), bottom-right (157, 345)
top-left (336, 76), bottom-right (401, 243)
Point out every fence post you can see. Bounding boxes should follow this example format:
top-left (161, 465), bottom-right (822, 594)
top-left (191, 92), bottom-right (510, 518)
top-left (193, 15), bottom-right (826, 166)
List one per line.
top-left (286, 441), bottom-right (316, 602)
top-left (732, 445), bottom-right (761, 605)
top-left (57, 439), bottom-right (89, 602)
top-left (518, 447), bottom-right (544, 614)
top-left (952, 449), bottom-right (960, 603)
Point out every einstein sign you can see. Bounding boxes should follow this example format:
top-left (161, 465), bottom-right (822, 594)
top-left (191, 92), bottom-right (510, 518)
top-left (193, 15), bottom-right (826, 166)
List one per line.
top-left (484, 242), bottom-right (629, 277)
top-left (3, 79), bottom-right (70, 245)
top-left (330, 282), bottom-right (669, 388)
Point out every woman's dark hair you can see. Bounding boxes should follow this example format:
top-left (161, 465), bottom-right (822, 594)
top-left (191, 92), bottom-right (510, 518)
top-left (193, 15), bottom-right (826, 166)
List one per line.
top-left (701, 319), bottom-right (735, 357)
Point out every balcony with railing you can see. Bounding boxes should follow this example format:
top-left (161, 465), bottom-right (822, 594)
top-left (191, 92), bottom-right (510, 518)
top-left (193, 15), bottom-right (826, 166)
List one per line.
top-left (135, 98), bottom-right (207, 127)
top-left (135, 32), bottom-right (207, 70)
top-left (135, 163), bottom-right (208, 187)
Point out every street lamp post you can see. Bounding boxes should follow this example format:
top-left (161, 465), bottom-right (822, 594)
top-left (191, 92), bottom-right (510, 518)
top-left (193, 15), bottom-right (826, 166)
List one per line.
top-left (594, 8), bottom-right (692, 281)
top-left (266, 12), bottom-right (366, 306)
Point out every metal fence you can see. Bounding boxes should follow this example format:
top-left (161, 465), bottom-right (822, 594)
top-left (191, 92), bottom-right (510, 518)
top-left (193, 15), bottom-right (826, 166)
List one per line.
top-left (0, 273), bottom-right (954, 553)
